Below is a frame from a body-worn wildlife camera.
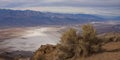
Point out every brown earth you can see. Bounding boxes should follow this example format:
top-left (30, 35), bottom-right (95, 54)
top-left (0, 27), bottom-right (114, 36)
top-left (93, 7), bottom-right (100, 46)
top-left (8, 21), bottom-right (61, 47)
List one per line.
top-left (84, 42), bottom-right (120, 60)
top-left (33, 42), bottom-right (120, 60)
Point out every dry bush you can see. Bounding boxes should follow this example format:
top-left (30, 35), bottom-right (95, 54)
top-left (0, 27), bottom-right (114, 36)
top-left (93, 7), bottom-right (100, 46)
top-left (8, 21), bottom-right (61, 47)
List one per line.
top-left (57, 24), bottom-right (102, 60)
top-left (33, 24), bottom-right (103, 60)
top-left (81, 24), bottom-right (102, 54)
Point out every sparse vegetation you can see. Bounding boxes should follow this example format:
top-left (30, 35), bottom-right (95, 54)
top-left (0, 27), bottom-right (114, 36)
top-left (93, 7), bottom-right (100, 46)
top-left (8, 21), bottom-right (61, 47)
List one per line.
top-left (32, 24), bottom-right (120, 60)
top-left (56, 24), bottom-right (102, 60)
top-left (98, 32), bottom-right (120, 43)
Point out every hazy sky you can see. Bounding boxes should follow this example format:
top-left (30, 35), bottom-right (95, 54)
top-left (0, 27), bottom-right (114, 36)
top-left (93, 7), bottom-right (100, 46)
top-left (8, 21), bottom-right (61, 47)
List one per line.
top-left (0, 0), bottom-right (120, 16)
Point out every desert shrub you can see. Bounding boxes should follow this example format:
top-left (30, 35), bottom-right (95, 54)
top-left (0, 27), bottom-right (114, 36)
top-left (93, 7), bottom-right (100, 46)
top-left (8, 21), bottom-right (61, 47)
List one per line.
top-left (57, 24), bottom-right (102, 60)
top-left (60, 28), bottom-right (78, 46)
top-left (81, 24), bottom-right (102, 54)
top-left (33, 24), bottom-right (102, 60)
top-left (57, 28), bottom-right (78, 60)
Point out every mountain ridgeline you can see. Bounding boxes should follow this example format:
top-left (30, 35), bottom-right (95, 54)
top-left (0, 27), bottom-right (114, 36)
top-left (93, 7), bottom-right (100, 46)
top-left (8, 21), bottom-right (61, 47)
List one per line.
top-left (0, 9), bottom-right (119, 27)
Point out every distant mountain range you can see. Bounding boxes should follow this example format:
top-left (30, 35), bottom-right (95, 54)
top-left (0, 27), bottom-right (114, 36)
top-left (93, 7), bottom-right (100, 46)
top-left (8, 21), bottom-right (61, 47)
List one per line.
top-left (0, 9), bottom-right (120, 27)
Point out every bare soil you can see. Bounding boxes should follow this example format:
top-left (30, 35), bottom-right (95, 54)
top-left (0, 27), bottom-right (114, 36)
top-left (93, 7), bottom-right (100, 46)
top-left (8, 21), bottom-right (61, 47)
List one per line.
top-left (85, 42), bottom-right (120, 60)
